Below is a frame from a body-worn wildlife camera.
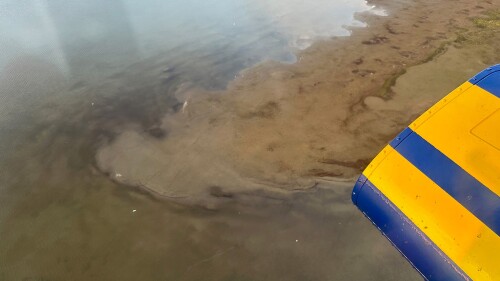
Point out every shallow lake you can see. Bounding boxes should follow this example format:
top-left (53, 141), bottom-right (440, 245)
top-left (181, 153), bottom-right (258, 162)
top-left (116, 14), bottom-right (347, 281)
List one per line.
top-left (0, 1), bottom-right (419, 280)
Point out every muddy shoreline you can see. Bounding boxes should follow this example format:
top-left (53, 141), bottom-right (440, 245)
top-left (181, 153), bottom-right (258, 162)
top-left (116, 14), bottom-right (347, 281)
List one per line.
top-left (97, 0), bottom-right (500, 203)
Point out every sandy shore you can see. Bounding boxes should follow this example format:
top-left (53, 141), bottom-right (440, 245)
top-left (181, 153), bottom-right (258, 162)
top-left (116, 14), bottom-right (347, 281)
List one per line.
top-left (97, 0), bottom-right (500, 204)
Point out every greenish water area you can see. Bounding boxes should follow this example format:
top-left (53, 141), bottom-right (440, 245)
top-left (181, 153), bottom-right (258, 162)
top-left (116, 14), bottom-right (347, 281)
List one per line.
top-left (0, 1), bottom-right (419, 280)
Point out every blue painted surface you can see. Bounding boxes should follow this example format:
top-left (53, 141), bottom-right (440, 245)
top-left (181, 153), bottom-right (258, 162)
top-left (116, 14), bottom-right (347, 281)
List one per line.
top-left (353, 65), bottom-right (500, 279)
top-left (391, 129), bottom-right (500, 236)
top-left (356, 179), bottom-right (469, 281)
top-left (351, 174), bottom-right (367, 205)
top-left (389, 127), bottom-right (413, 148)
top-left (469, 64), bottom-right (500, 84)
top-left (469, 63), bottom-right (500, 98)
top-left (476, 70), bottom-right (500, 98)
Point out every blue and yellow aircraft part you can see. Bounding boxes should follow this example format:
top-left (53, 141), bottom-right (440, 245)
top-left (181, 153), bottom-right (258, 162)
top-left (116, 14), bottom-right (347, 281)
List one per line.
top-left (352, 65), bottom-right (500, 281)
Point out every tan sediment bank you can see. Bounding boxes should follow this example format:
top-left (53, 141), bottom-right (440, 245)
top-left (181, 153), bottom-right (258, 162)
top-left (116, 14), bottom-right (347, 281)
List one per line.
top-left (97, 0), bottom-right (500, 204)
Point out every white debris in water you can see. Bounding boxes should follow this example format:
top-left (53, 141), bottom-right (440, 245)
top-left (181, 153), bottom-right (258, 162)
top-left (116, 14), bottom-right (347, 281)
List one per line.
top-left (182, 100), bottom-right (188, 113)
top-left (115, 173), bottom-right (122, 178)
top-left (368, 7), bottom-right (388, 17)
top-left (91, 102), bottom-right (94, 106)
top-left (132, 209), bottom-right (137, 213)
top-left (295, 239), bottom-right (298, 242)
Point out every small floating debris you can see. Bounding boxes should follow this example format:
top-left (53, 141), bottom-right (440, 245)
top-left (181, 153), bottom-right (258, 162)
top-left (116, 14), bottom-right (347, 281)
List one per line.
top-left (295, 239), bottom-right (299, 242)
top-left (182, 100), bottom-right (189, 113)
top-left (162, 66), bottom-right (174, 73)
top-left (115, 173), bottom-right (122, 178)
top-left (132, 209), bottom-right (136, 213)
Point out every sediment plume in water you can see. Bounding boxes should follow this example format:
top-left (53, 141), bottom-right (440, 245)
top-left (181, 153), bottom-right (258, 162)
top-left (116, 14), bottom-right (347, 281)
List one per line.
top-left (96, 0), bottom-right (500, 205)
top-left (1, 1), bottom-right (499, 280)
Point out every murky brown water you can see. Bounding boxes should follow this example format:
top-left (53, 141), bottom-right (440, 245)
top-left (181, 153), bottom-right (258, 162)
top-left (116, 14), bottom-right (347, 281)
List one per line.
top-left (0, 1), bottom-right (424, 280)
top-left (0, 166), bottom-right (417, 280)
top-left (0, 84), bottom-right (421, 279)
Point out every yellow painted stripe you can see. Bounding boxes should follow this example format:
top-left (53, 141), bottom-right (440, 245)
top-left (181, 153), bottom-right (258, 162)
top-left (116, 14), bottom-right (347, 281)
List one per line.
top-left (363, 146), bottom-right (500, 281)
top-left (410, 81), bottom-right (474, 129)
top-left (410, 84), bottom-right (500, 196)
